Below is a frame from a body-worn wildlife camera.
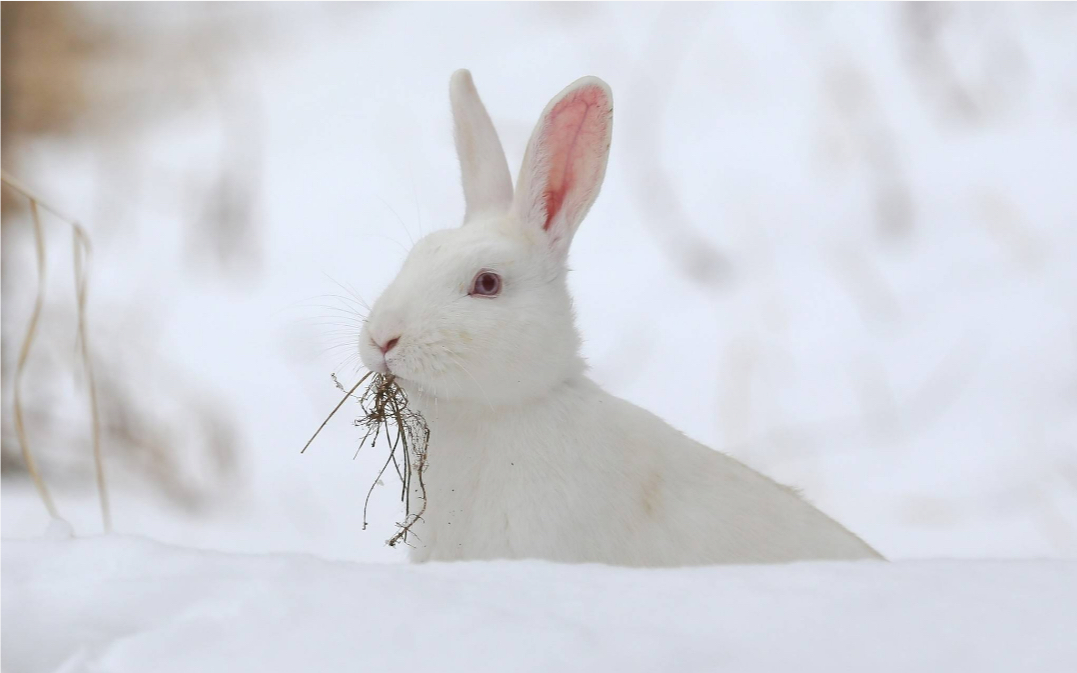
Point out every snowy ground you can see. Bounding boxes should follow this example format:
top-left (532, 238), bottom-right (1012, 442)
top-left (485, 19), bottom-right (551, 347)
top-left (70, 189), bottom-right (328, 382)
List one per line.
top-left (4, 533), bottom-right (1077, 673)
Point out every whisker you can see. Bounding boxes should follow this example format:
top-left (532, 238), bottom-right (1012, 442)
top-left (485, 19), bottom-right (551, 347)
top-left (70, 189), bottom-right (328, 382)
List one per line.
top-left (317, 329), bottom-right (362, 339)
top-left (286, 293), bottom-right (368, 310)
top-left (323, 273), bottom-right (372, 311)
top-left (335, 353), bottom-right (363, 372)
top-left (292, 315), bottom-right (366, 327)
top-left (296, 304), bottom-right (367, 317)
top-left (374, 233), bottom-right (411, 257)
top-left (308, 322), bottom-right (358, 331)
top-left (289, 311), bottom-right (366, 323)
top-left (321, 293), bottom-right (369, 312)
top-left (273, 298), bottom-right (368, 321)
top-left (321, 340), bottom-right (361, 350)
top-left (321, 345), bottom-right (360, 358)
top-left (344, 279), bottom-right (373, 312)
top-left (377, 195), bottom-right (415, 247)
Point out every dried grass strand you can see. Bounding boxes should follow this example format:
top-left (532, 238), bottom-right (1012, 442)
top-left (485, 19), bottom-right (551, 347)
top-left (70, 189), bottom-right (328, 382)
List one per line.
top-left (1, 170), bottom-right (83, 226)
top-left (362, 421), bottom-right (399, 531)
top-left (3, 170), bottom-right (110, 531)
top-left (73, 226), bottom-right (110, 531)
top-left (301, 371), bottom-right (373, 454)
top-left (385, 389), bottom-right (428, 547)
top-left (304, 372), bottom-right (429, 546)
top-left (10, 197), bottom-right (61, 520)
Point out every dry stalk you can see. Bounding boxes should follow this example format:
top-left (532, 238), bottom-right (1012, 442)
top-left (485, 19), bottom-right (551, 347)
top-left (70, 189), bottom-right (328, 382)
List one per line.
top-left (300, 371), bottom-right (371, 454)
top-left (303, 372), bottom-right (429, 547)
top-left (10, 196), bottom-right (60, 520)
top-left (3, 170), bottom-right (110, 531)
top-left (73, 226), bottom-right (110, 531)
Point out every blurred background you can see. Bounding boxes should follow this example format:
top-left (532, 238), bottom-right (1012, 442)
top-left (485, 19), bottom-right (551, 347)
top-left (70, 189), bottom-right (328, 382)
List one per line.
top-left (3, 2), bottom-right (1076, 562)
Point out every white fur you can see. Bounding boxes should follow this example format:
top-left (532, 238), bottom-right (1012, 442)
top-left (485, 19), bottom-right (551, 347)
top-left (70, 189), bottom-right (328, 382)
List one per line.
top-left (359, 71), bottom-right (881, 566)
top-left (450, 69), bottom-right (513, 219)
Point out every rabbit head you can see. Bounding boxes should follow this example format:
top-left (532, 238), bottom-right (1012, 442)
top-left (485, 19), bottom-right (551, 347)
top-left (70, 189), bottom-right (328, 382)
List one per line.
top-left (359, 70), bottom-right (613, 405)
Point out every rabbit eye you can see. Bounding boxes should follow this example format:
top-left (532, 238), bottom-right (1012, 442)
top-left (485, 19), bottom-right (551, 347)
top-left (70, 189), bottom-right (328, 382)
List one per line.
top-left (470, 271), bottom-right (502, 297)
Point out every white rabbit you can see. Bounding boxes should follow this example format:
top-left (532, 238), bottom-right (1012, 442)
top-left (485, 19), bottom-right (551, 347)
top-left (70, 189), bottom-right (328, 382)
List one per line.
top-left (358, 70), bottom-right (882, 566)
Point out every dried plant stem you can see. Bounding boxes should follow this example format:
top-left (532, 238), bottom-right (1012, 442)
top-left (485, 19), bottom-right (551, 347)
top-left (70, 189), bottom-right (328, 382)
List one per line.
top-left (1, 171), bottom-right (83, 226)
top-left (301, 371), bottom-right (372, 454)
top-left (305, 372), bottom-right (429, 546)
top-left (362, 426), bottom-right (399, 531)
top-left (73, 227), bottom-right (110, 531)
top-left (11, 198), bottom-right (61, 520)
top-left (386, 391), bottom-right (428, 547)
top-left (3, 170), bottom-right (110, 531)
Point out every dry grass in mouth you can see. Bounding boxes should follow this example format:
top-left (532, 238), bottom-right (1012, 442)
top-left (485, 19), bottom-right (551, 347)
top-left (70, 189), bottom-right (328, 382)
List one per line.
top-left (302, 372), bottom-right (429, 547)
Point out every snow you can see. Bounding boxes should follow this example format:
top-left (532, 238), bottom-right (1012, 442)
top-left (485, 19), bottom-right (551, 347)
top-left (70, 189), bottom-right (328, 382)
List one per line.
top-left (4, 534), bottom-right (1076, 673)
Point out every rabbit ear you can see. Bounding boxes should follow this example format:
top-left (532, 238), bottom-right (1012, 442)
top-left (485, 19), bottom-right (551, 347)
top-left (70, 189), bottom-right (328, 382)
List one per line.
top-left (514, 76), bottom-right (613, 255)
top-left (451, 70), bottom-right (514, 220)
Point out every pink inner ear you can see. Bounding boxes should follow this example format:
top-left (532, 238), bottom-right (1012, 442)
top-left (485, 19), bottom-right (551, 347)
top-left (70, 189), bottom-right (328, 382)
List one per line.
top-left (542, 85), bottom-right (609, 232)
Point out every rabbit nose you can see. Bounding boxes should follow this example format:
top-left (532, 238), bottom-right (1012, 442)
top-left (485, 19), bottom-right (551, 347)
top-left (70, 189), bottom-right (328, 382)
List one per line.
top-left (379, 336), bottom-right (400, 354)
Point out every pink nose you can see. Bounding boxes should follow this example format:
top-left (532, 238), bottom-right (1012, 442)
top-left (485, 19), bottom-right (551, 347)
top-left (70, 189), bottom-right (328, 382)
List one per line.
top-left (379, 336), bottom-right (400, 354)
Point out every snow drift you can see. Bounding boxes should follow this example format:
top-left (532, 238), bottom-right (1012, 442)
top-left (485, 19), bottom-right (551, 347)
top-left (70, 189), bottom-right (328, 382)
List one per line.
top-left (3, 534), bottom-right (1075, 673)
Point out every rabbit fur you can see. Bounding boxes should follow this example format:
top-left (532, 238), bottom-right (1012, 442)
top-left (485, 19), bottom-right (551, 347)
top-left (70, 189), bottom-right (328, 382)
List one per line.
top-left (357, 70), bottom-right (882, 566)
